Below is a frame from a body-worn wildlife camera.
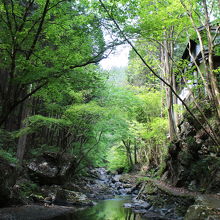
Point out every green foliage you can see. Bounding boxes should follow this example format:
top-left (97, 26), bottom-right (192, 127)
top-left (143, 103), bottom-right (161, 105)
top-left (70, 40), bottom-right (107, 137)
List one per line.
top-left (27, 115), bottom-right (70, 130)
top-left (137, 176), bottom-right (151, 182)
top-left (0, 149), bottom-right (18, 164)
top-left (107, 145), bottom-right (130, 172)
top-left (30, 145), bottom-right (59, 157)
top-left (127, 41), bottom-right (161, 88)
top-left (138, 117), bottom-right (168, 169)
top-left (98, 85), bottom-right (142, 118)
top-left (191, 156), bottom-right (220, 189)
top-left (0, 0), bottom-right (183, 176)
top-left (19, 181), bottom-right (39, 198)
top-left (142, 118), bottom-right (168, 143)
top-left (64, 102), bottom-right (105, 123)
top-left (0, 129), bottom-right (16, 150)
top-left (99, 82), bottom-right (169, 172)
top-left (136, 90), bottom-right (164, 123)
top-left (0, 0), bottom-right (106, 85)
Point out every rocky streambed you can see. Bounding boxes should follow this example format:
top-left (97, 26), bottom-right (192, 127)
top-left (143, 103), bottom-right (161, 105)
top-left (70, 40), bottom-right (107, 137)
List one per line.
top-left (0, 166), bottom-right (187, 220)
top-left (0, 152), bottom-right (219, 220)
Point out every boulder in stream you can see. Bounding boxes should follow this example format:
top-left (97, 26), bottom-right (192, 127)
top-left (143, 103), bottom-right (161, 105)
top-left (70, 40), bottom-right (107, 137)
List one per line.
top-left (124, 199), bottom-right (151, 210)
top-left (27, 152), bottom-right (76, 185)
top-left (112, 174), bottom-right (121, 183)
top-left (41, 185), bottom-right (94, 206)
top-left (55, 189), bottom-right (94, 206)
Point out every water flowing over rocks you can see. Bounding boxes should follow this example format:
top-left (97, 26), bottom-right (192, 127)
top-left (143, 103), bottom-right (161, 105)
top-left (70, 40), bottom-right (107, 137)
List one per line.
top-left (123, 191), bottom-right (185, 220)
top-left (124, 199), bottom-right (151, 209)
top-left (78, 168), bottom-right (135, 200)
top-left (84, 169), bottom-right (188, 219)
top-left (1, 165), bottom-right (219, 220)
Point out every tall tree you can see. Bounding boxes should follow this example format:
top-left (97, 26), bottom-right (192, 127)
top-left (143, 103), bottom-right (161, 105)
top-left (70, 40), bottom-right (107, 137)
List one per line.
top-left (180, 0), bottom-right (220, 121)
top-left (0, 0), bottom-right (113, 128)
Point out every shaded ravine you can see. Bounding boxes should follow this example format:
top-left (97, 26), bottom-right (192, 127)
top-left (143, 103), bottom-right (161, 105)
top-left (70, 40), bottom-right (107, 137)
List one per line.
top-left (2, 169), bottom-right (219, 220)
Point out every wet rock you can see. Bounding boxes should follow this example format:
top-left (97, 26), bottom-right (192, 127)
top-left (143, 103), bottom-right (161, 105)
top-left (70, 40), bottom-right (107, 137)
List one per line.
top-left (110, 183), bottom-right (115, 188)
top-left (89, 168), bottom-right (111, 183)
top-left (179, 121), bottom-right (196, 138)
top-left (0, 205), bottom-right (76, 220)
top-left (133, 209), bottom-right (147, 214)
top-left (41, 185), bottom-right (94, 206)
top-left (184, 196), bottom-right (220, 220)
top-left (95, 194), bottom-right (113, 200)
top-left (143, 211), bottom-right (179, 220)
top-left (112, 174), bottom-right (121, 183)
top-left (41, 185), bottom-right (61, 201)
top-left (184, 205), bottom-right (214, 220)
top-left (55, 189), bottom-right (94, 206)
top-left (27, 152), bottom-right (76, 185)
top-left (159, 208), bottom-right (175, 217)
top-left (132, 199), bottom-right (151, 209)
top-left (64, 182), bottom-right (82, 192)
top-left (115, 181), bottom-right (122, 189)
top-left (118, 189), bottom-right (127, 195)
top-left (124, 203), bottom-right (132, 208)
top-left (124, 199), bottom-right (151, 210)
top-left (123, 183), bottom-right (133, 188)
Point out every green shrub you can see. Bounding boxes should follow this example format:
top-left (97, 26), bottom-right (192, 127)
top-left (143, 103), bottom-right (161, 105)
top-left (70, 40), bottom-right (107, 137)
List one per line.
top-left (107, 145), bottom-right (131, 172)
top-left (19, 181), bottom-right (39, 198)
top-left (0, 149), bottom-right (18, 164)
top-left (30, 144), bottom-right (59, 156)
top-left (0, 129), bottom-right (16, 150)
top-left (191, 156), bottom-right (220, 188)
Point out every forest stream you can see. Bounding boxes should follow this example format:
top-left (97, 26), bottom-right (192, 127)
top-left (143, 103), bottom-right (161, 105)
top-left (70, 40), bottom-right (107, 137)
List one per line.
top-left (0, 168), bottom-right (186, 220)
top-left (63, 196), bottom-right (143, 220)
top-left (0, 196), bottom-right (143, 220)
top-left (0, 2), bottom-right (220, 219)
top-left (0, 161), bottom-right (219, 220)
top-left (0, 195), bottom-right (182, 220)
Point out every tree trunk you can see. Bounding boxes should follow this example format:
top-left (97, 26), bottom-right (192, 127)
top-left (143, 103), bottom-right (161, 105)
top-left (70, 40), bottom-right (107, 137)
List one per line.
top-left (16, 99), bottom-right (31, 163)
top-left (134, 140), bottom-right (138, 164)
top-left (122, 140), bottom-right (133, 168)
top-left (164, 33), bottom-right (177, 141)
top-left (203, 0), bottom-right (220, 121)
top-left (180, 0), bottom-right (220, 121)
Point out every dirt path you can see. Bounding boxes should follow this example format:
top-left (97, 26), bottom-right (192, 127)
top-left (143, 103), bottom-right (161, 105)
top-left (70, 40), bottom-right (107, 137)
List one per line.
top-left (148, 179), bottom-right (220, 210)
top-left (152, 179), bottom-right (220, 198)
top-left (130, 173), bottom-right (220, 210)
